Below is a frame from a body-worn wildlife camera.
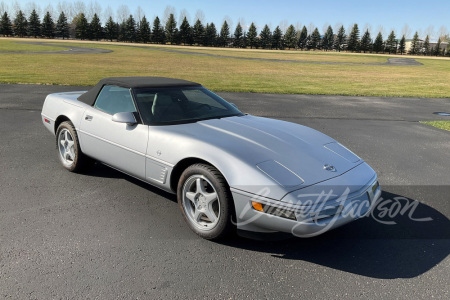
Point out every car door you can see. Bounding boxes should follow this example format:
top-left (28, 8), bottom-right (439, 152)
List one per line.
top-left (78, 85), bottom-right (148, 180)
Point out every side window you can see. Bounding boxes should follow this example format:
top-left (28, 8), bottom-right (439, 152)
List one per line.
top-left (94, 85), bottom-right (136, 115)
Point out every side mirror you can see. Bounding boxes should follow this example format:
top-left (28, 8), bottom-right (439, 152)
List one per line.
top-left (112, 112), bottom-right (137, 125)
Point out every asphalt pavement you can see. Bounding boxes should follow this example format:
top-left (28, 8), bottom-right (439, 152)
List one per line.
top-left (0, 84), bottom-right (449, 299)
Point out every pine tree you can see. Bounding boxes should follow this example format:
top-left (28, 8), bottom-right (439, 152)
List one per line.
top-left (118, 21), bottom-right (126, 42)
top-left (124, 15), bottom-right (136, 42)
top-left (139, 16), bottom-right (151, 43)
top-left (152, 16), bottom-right (164, 44)
top-left (272, 26), bottom-right (283, 49)
top-left (260, 24), bottom-right (272, 49)
top-left (246, 22), bottom-right (258, 49)
top-left (75, 13), bottom-right (89, 40)
top-left (284, 24), bottom-right (297, 49)
top-left (218, 20), bottom-right (230, 47)
top-left (385, 31), bottom-right (396, 54)
top-left (55, 11), bottom-right (69, 39)
top-left (434, 38), bottom-right (442, 56)
top-left (423, 35), bottom-right (430, 56)
top-left (322, 25), bottom-right (334, 51)
top-left (205, 22), bottom-right (217, 46)
top-left (242, 32), bottom-right (248, 48)
top-left (0, 12), bottom-right (12, 36)
top-left (410, 31), bottom-right (420, 55)
top-left (360, 29), bottom-right (372, 53)
top-left (347, 24), bottom-right (360, 52)
top-left (298, 26), bottom-right (308, 49)
top-left (14, 10), bottom-right (28, 37)
top-left (179, 17), bottom-right (192, 45)
top-left (398, 35), bottom-right (406, 55)
top-left (233, 22), bottom-right (243, 48)
top-left (89, 13), bottom-right (102, 41)
top-left (373, 32), bottom-right (384, 53)
top-left (334, 25), bottom-right (345, 51)
top-left (104, 16), bottom-right (117, 41)
top-left (28, 9), bottom-right (40, 38)
top-left (165, 13), bottom-right (177, 44)
top-left (41, 11), bottom-right (55, 38)
top-left (193, 19), bottom-right (205, 45)
top-left (310, 28), bottom-right (321, 50)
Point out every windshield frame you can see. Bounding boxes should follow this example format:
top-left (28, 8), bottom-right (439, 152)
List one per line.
top-left (131, 86), bottom-right (244, 126)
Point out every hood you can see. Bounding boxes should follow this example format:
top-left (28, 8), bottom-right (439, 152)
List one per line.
top-left (159, 115), bottom-right (362, 191)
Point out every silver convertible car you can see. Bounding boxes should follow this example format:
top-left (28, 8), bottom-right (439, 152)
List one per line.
top-left (41, 77), bottom-right (381, 240)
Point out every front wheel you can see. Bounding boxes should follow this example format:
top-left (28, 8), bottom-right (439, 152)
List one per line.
top-left (56, 121), bottom-right (91, 172)
top-left (177, 164), bottom-right (235, 240)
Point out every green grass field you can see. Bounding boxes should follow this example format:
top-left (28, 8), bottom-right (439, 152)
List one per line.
top-left (0, 39), bottom-right (63, 51)
top-left (1, 38), bottom-right (449, 98)
top-left (420, 121), bottom-right (450, 131)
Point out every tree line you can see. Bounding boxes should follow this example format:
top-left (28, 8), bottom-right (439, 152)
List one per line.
top-left (0, 9), bottom-right (448, 56)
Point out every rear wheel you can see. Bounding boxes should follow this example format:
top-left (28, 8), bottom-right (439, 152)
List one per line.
top-left (177, 163), bottom-right (235, 240)
top-left (56, 121), bottom-right (91, 172)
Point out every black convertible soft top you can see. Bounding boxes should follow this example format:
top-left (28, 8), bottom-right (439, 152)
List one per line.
top-left (77, 77), bottom-right (201, 106)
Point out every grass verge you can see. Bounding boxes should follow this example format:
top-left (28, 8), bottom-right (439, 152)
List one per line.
top-left (0, 39), bottom-right (63, 51)
top-left (420, 121), bottom-right (450, 131)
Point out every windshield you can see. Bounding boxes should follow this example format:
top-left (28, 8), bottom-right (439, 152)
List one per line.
top-left (133, 86), bottom-right (244, 125)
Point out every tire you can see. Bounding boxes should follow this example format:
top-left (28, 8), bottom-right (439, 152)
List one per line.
top-left (56, 121), bottom-right (91, 172)
top-left (177, 163), bottom-right (236, 240)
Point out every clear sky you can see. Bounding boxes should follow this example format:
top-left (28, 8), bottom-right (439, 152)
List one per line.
top-left (1, 0), bottom-right (449, 40)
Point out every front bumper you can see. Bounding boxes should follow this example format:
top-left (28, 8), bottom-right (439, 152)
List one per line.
top-left (231, 163), bottom-right (381, 237)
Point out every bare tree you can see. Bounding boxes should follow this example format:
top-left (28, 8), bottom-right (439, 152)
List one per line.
top-left (401, 24), bottom-right (412, 39)
top-left (87, 1), bottom-right (101, 22)
top-left (195, 9), bottom-right (205, 23)
top-left (346, 24), bottom-right (354, 36)
top-left (73, 1), bottom-right (86, 17)
top-left (417, 29), bottom-right (424, 40)
top-left (103, 5), bottom-right (114, 23)
top-left (178, 8), bottom-right (190, 25)
top-left (362, 23), bottom-right (372, 37)
top-left (322, 22), bottom-right (330, 35)
top-left (279, 19), bottom-right (288, 33)
top-left (57, 1), bottom-right (75, 21)
top-left (238, 17), bottom-right (247, 32)
top-left (376, 24), bottom-right (386, 37)
top-left (135, 6), bottom-right (144, 23)
top-left (45, 3), bottom-right (56, 20)
top-left (223, 15), bottom-right (233, 33)
top-left (163, 5), bottom-right (176, 24)
top-left (425, 25), bottom-right (435, 39)
top-left (116, 4), bottom-right (130, 24)
top-left (0, 1), bottom-right (7, 15)
top-left (25, 2), bottom-right (41, 16)
top-left (295, 22), bottom-right (302, 32)
top-left (437, 25), bottom-right (448, 39)
top-left (334, 22), bottom-right (343, 33)
top-left (308, 22), bottom-right (315, 35)
top-left (11, 0), bottom-right (21, 17)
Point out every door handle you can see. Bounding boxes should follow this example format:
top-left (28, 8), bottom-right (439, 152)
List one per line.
top-left (85, 115), bottom-right (93, 121)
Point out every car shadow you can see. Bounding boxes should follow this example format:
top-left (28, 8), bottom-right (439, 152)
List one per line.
top-left (80, 164), bottom-right (449, 279)
top-left (80, 162), bottom-right (178, 202)
top-left (220, 189), bottom-right (450, 279)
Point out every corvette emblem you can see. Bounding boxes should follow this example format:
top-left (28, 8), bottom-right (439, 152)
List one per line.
top-left (323, 164), bottom-right (336, 172)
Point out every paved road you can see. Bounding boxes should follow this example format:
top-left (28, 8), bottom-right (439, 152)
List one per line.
top-left (0, 84), bottom-right (449, 299)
